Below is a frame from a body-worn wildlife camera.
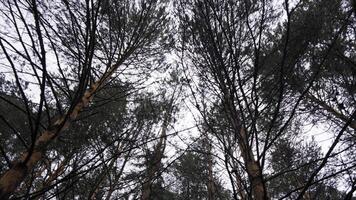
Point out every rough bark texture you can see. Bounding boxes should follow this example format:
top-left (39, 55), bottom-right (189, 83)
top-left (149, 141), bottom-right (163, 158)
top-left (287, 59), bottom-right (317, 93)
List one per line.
top-left (246, 160), bottom-right (266, 200)
top-left (0, 163), bottom-right (28, 199)
top-left (222, 93), bottom-right (267, 200)
top-left (0, 68), bottom-right (112, 199)
top-left (238, 127), bottom-right (267, 200)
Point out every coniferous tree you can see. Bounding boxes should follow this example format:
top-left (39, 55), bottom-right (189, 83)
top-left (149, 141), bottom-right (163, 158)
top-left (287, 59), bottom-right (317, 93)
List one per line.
top-left (0, 0), bottom-right (355, 199)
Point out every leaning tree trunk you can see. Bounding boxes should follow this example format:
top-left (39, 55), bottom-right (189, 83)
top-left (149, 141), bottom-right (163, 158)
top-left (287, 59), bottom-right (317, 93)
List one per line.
top-left (0, 60), bottom-right (123, 199)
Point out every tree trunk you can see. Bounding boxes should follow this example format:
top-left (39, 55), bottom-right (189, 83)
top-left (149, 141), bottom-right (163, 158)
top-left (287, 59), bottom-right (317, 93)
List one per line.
top-left (207, 142), bottom-right (215, 200)
top-left (233, 168), bottom-right (247, 199)
top-left (245, 160), bottom-right (266, 200)
top-left (0, 67), bottom-right (114, 199)
top-left (141, 90), bottom-right (176, 200)
top-left (238, 127), bottom-right (267, 200)
top-left (141, 179), bottom-right (153, 200)
top-left (0, 82), bottom-right (95, 198)
top-left (141, 122), bottom-right (168, 200)
top-left (222, 93), bottom-right (268, 199)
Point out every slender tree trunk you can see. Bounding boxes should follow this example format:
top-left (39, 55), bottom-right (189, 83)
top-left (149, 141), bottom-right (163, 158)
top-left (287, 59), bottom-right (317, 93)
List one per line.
top-left (207, 141), bottom-right (215, 200)
top-left (141, 90), bottom-right (176, 200)
top-left (141, 136), bottom-right (165, 200)
top-left (104, 187), bottom-right (114, 200)
top-left (233, 168), bottom-right (247, 200)
top-left (207, 159), bottom-right (215, 200)
top-left (223, 95), bottom-right (267, 200)
top-left (238, 127), bottom-right (267, 200)
top-left (141, 122), bottom-right (168, 200)
top-left (218, 92), bottom-right (268, 199)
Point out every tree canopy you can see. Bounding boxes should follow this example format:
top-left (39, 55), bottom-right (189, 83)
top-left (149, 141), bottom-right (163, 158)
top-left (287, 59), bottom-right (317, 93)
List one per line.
top-left (0, 0), bottom-right (355, 199)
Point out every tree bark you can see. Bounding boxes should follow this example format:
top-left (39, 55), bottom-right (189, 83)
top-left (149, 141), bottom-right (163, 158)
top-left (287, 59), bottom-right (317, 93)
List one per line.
top-left (238, 127), bottom-right (267, 200)
top-left (207, 141), bottom-right (215, 200)
top-left (222, 92), bottom-right (268, 200)
top-left (0, 81), bottom-right (97, 199)
top-left (0, 60), bottom-right (121, 199)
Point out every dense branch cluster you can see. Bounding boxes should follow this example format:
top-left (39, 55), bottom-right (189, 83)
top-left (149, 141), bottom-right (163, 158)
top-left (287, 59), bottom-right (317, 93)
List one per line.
top-left (0, 0), bottom-right (355, 199)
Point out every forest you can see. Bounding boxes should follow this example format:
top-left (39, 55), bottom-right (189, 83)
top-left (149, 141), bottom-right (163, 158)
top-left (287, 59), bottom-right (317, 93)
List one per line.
top-left (0, 0), bottom-right (355, 199)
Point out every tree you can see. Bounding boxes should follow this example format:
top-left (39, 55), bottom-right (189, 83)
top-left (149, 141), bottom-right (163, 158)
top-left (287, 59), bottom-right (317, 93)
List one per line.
top-left (176, 0), bottom-right (356, 199)
top-left (1, 0), bottom-right (356, 199)
top-left (0, 0), bottom-right (170, 198)
top-left (259, 0), bottom-right (356, 197)
top-left (141, 89), bottom-right (178, 200)
top-left (172, 137), bottom-right (231, 200)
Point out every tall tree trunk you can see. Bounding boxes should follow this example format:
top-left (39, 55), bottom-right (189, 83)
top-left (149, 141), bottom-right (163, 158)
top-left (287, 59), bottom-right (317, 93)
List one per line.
top-left (141, 91), bottom-right (176, 200)
top-left (0, 82), bottom-right (98, 199)
top-left (224, 95), bottom-right (268, 200)
top-left (206, 140), bottom-right (215, 200)
top-left (141, 119), bottom-right (169, 200)
top-left (238, 127), bottom-right (267, 200)
top-left (0, 60), bottom-right (123, 199)
top-left (233, 166), bottom-right (247, 200)
top-left (141, 131), bottom-right (167, 200)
